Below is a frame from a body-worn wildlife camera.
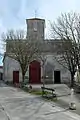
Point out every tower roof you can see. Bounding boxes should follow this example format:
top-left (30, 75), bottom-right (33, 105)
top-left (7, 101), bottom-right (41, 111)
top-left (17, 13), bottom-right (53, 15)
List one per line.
top-left (26, 18), bottom-right (45, 21)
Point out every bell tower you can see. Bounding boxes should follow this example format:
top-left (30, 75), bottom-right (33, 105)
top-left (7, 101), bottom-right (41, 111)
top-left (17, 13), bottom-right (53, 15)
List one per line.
top-left (26, 18), bottom-right (45, 40)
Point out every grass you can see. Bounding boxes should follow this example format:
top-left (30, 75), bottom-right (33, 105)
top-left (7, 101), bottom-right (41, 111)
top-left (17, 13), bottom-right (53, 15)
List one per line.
top-left (21, 86), bottom-right (57, 101)
top-left (29, 90), bottom-right (42, 95)
top-left (29, 89), bottom-right (57, 101)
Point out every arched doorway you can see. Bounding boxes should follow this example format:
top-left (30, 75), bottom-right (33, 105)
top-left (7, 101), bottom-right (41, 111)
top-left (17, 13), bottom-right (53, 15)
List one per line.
top-left (29, 60), bottom-right (41, 84)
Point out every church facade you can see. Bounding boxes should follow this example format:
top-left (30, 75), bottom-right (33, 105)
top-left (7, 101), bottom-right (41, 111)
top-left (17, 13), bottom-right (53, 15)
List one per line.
top-left (3, 17), bottom-right (71, 84)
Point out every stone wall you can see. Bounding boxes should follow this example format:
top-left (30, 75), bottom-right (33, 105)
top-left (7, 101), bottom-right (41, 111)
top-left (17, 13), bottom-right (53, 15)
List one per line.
top-left (3, 56), bottom-right (22, 82)
top-left (43, 54), bottom-right (71, 83)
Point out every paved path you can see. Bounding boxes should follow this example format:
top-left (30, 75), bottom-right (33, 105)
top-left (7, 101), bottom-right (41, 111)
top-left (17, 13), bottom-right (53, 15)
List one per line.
top-left (0, 80), bottom-right (8, 87)
top-left (0, 86), bottom-right (80, 119)
top-left (54, 93), bottom-right (80, 115)
top-left (27, 84), bottom-right (80, 115)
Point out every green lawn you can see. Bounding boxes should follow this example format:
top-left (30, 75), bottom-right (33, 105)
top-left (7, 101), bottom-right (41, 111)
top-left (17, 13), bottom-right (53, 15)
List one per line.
top-left (21, 86), bottom-right (57, 101)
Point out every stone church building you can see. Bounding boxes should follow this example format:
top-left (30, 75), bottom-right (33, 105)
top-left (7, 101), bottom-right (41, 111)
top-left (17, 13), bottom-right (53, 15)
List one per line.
top-left (3, 17), bottom-right (71, 84)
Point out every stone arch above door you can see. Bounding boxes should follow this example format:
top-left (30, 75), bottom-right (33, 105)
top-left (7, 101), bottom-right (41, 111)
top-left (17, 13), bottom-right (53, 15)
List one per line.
top-left (29, 60), bottom-right (41, 84)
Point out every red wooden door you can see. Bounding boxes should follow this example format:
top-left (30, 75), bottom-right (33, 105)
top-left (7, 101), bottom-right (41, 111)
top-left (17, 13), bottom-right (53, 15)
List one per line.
top-left (29, 61), bottom-right (41, 84)
top-left (13, 71), bottom-right (19, 84)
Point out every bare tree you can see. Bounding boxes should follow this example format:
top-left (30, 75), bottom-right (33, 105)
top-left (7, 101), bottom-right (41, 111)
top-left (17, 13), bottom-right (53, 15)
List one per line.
top-left (3, 30), bottom-right (40, 82)
top-left (51, 12), bottom-right (80, 87)
top-left (39, 53), bottom-right (47, 86)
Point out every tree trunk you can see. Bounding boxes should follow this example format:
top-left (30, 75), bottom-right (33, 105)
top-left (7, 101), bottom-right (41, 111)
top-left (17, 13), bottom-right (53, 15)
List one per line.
top-left (21, 69), bottom-right (25, 82)
top-left (20, 65), bottom-right (28, 82)
top-left (22, 73), bottom-right (25, 82)
top-left (42, 65), bottom-right (45, 87)
top-left (70, 72), bottom-right (74, 88)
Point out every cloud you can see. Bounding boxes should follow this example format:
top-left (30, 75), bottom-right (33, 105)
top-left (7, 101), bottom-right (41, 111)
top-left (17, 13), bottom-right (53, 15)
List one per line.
top-left (0, 0), bottom-right (77, 34)
top-left (35, 0), bottom-right (76, 38)
top-left (0, 0), bottom-right (79, 44)
top-left (0, 0), bottom-right (79, 64)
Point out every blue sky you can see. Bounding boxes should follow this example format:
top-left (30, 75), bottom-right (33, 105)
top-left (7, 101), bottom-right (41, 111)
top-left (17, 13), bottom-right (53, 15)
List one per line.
top-left (0, 0), bottom-right (80, 65)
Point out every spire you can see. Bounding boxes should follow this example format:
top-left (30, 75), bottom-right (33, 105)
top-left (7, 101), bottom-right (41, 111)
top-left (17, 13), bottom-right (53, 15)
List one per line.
top-left (35, 10), bottom-right (37, 18)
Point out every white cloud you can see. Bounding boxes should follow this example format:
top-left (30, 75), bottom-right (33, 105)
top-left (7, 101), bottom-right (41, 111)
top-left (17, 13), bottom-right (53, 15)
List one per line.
top-left (0, 19), bottom-right (6, 55)
top-left (0, 0), bottom-right (79, 64)
top-left (0, 19), bottom-right (6, 32)
top-left (36, 0), bottom-right (76, 38)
